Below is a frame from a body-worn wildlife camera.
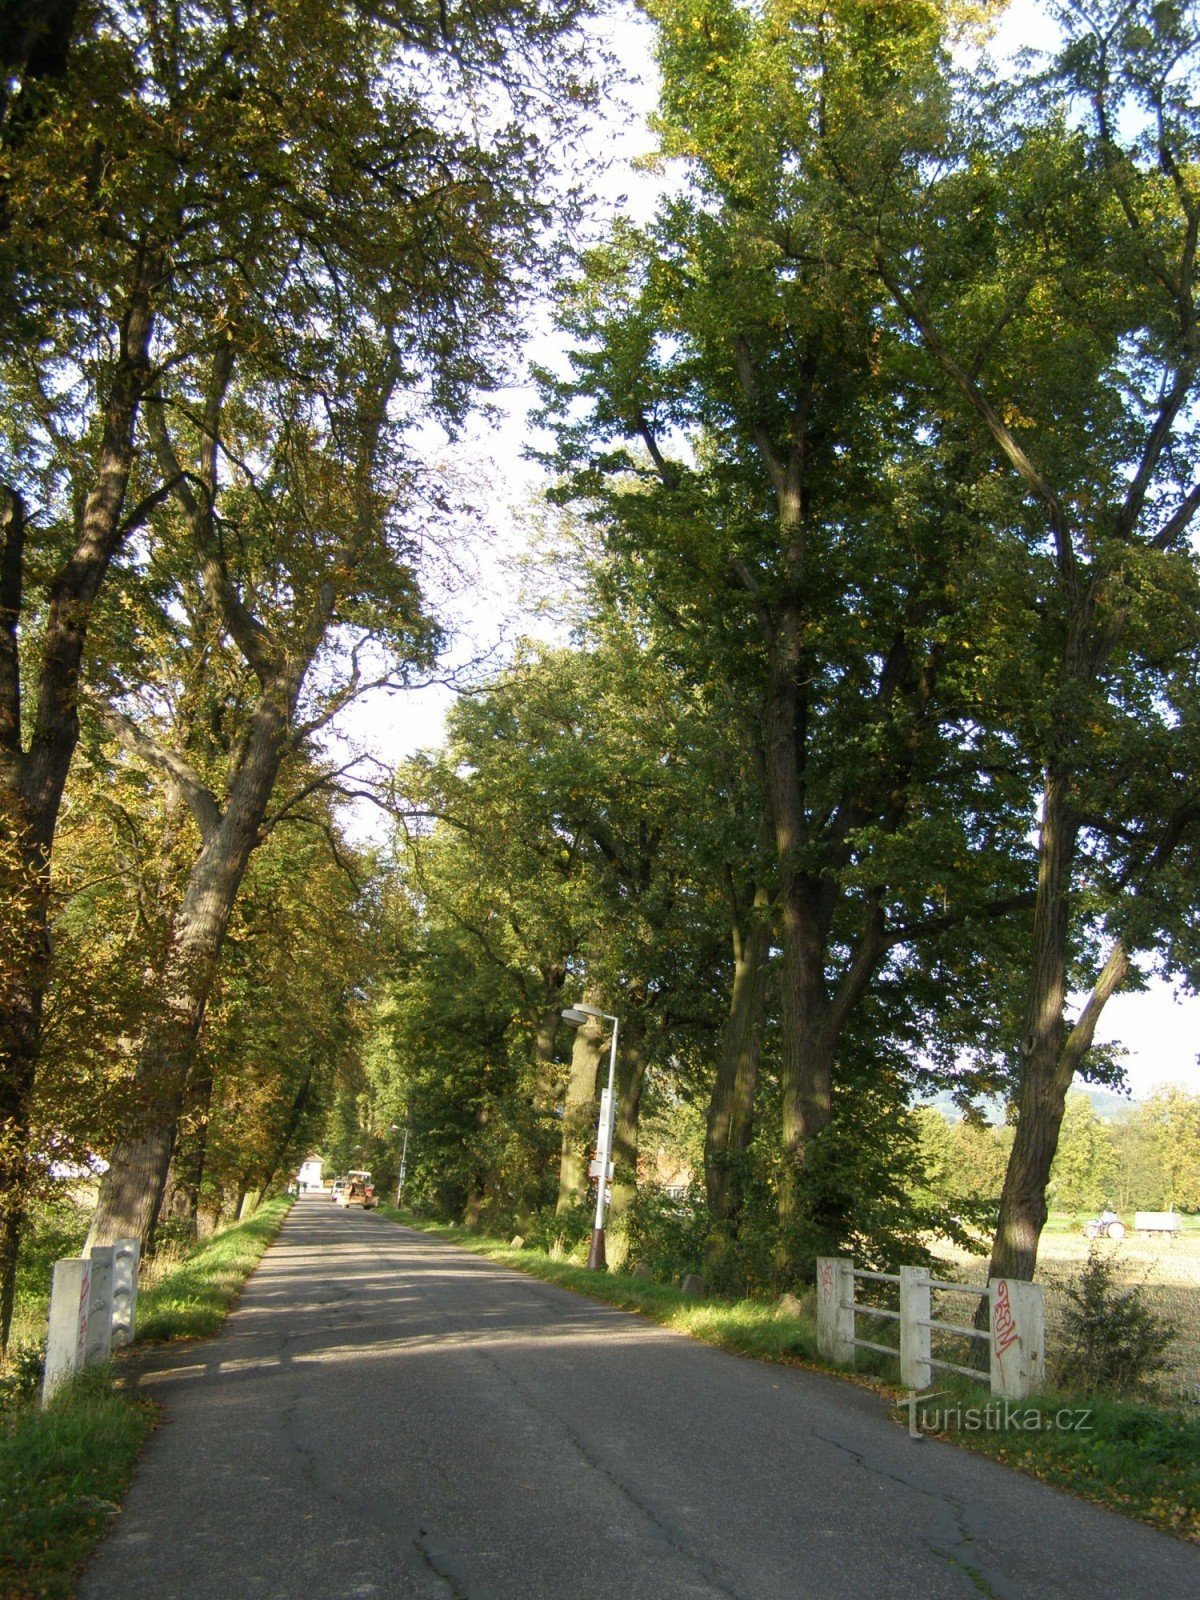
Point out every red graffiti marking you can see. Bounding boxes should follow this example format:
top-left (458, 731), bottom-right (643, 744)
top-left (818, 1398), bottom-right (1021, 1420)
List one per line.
top-left (992, 1279), bottom-right (1019, 1356)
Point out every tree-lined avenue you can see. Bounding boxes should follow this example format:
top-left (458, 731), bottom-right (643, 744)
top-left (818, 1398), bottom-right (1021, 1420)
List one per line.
top-left (80, 1198), bottom-right (1200, 1600)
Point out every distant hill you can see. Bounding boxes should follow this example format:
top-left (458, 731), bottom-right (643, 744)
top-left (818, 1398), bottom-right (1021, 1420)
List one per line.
top-left (917, 1084), bottom-right (1140, 1124)
top-left (1079, 1086), bottom-right (1140, 1121)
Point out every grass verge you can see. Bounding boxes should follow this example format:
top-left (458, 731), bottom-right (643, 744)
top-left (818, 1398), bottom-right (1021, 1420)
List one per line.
top-left (0, 1196), bottom-right (292, 1599)
top-left (905, 1379), bottom-right (1200, 1544)
top-left (0, 1366), bottom-right (154, 1600)
top-left (135, 1195), bottom-right (292, 1342)
top-left (380, 1205), bottom-right (1200, 1545)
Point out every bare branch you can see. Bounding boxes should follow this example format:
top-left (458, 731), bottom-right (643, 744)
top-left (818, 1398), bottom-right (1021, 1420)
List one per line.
top-left (1150, 480), bottom-right (1200, 551)
top-left (261, 757), bottom-right (373, 829)
top-left (884, 890), bottom-right (1038, 950)
top-left (636, 415), bottom-right (680, 490)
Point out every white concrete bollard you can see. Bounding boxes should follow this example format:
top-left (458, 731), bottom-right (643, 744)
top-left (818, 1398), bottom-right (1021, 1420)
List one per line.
top-left (42, 1257), bottom-right (91, 1404)
top-left (111, 1237), bottom-right (140, 1347)
top-left (900, 1265), bottom-right (932, 1391)
top-left (85, 1246), bottom-right (115, 1365)
top-left (989, 1277), bottom-right (1046, 1400)
top-left (816, 1256), bottom-right (856, 1365)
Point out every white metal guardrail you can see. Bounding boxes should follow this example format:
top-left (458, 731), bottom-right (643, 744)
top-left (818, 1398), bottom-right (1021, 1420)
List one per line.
top-left (43, 1237), bottom-right (141, 1405)
top-left (816, 1256), bottom-right (1045, 1400)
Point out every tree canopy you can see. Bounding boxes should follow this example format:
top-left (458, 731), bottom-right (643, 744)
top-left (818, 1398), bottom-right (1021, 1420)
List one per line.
top-left (3, 0), bottom-right (1200, 1338)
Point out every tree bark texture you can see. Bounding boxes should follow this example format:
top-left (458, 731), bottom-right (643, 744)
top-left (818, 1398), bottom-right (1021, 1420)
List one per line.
top-left (609, 1015), bottom-right (648, 1221)
top-left (260, 1065), bottom-right (314, 1197)
top-left (555, 1007), bottom-right (605, 1213)
top-left (986, 766), bottom-right (1130, 1283)
top-left (704, 887), bottom-right (771, 1229)
top-left (532, 984), bottom-right (564, 1112)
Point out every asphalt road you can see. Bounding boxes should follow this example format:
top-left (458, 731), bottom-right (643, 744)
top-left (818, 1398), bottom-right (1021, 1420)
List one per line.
top-left (80, 1196), bottom-right (1200, 1600)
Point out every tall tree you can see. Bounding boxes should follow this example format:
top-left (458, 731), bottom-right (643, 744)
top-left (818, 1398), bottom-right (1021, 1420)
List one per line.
top-left (1, 0), bottom-right (604, 1297)
top-left (538, 0), bottom-right (1036, 1247)
top-left (851, 0), bottom-right (1200, 1279)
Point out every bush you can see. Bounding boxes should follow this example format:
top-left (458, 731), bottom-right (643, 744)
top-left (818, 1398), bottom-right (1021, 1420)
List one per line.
top-left (0, 1341), bottom-right (45, 1412)
top-left (1055, 1247), bottom-right (1177, 1397)
top-left (524, 1199), bottom-right (594, 1258)
top-left (623, 1185), bottom-right (709, 1285)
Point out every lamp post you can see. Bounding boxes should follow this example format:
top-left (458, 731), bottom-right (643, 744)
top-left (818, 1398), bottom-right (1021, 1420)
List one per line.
top-left (389, 1123), bottom-right (409, 1206)
top-left (561, 1003), bottom-right (620, 1270)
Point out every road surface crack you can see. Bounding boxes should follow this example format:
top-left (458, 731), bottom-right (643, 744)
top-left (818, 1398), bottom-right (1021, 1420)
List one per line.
top-left (475, 1349), bottom-right (752, 1600)
top-left (414, 1533), bottom-right (471, 1599)
top-left (808, 1426), bottom-right (1019, 1598)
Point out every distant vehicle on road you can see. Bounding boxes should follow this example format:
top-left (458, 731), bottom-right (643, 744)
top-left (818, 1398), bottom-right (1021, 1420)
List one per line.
top-left (1082, 1209), bottom-right (1125, 1240)
top-left (334, 1172), bottom-right (377, 1209)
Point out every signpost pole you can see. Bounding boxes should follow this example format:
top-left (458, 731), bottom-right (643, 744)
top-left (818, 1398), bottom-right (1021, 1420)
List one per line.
top-left (586, 1016), bottom-right (619, 1271)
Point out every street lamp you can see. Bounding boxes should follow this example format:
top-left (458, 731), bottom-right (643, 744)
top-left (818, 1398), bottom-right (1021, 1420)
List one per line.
top-left (561, 1003), bottom-right (620, 1270)
top-left (389, 1123), bottom-right (409, 1206)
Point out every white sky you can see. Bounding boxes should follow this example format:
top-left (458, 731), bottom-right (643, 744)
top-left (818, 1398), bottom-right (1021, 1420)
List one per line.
top-left (337, 0), bottom-right (1198, 1103)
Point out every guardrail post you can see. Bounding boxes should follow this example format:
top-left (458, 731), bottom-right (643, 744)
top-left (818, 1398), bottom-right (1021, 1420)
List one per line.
top-left (899, 1265), bottom-right (931, 1390)
top-left (84, 1245), bottom-right (115, 1365)
top-left (989, 1277), bottom-right (1046, 1399)
top-left (111, 1237), bottom-right (141, 1347)
top-left (816, 1256), bottom-right (855, 1366)
top-left (42, 1258), bottom-right (91, 1404)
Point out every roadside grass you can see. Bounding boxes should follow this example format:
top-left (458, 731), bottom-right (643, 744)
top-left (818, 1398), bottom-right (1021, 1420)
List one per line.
top-left (0, 1196), bottom-right (292, 1599)
top-left (6, 1199), bottom-right (90, 1356)
top-left (904, 1377), bottom-right (1200, 1545)
top-left (135, 1196), bottom-right (292, 1342)
top-left (381, 1206), bottom-right (1200, 1545)
top-left (0, 1366), bottom-right (154, 1600)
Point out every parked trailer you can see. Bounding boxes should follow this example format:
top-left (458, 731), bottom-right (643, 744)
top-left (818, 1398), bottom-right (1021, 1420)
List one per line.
top-left (1134, 1211), bottom-right (1182, 1238)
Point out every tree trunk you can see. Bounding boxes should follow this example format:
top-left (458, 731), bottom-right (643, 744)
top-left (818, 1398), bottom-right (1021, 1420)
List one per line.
top-left (463, 1100), bottom-right (490, 1229)
top-left (260, 1066), bottom-right (313, 1197)
top-left (515, 971), bottom-right (565, 1226)
top-left (776, 915), bottom-right (836, 1226)
top-left (986, 763), bottom-right (1075, 1282)
top-left (170, 1059), bottom-right (217, 1239)
top-left (556, 1007), bottom-right (605, 1213)
top-left (0, 828), bottom-right (47, 1346)
top-left (87, 693), bottom-right (294, 1250)
top-left (86, 324), bottom-right (404, 1254)
top-left (704, 892), bottom-right (771, 1228)
top-left (986, 765), bottom-right (1130, 1284)
top-left (609, 1018), bottom-right (648, 1220)
top-left (0, 264), bottom-right (156, 1343)
top-left (761, 588), bottom-right (838, 1224)
top-left (532, 990), bottom-right (563, 1111)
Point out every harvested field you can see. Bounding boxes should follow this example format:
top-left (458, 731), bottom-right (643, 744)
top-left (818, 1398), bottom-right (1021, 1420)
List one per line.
top-left (939, 1221), bottom-right (1200, 1400)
